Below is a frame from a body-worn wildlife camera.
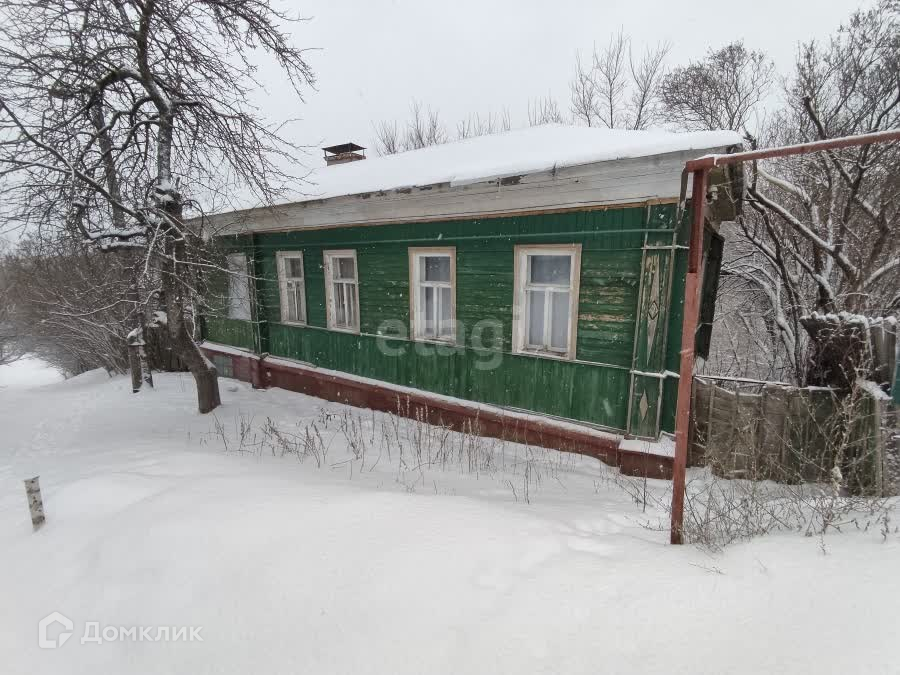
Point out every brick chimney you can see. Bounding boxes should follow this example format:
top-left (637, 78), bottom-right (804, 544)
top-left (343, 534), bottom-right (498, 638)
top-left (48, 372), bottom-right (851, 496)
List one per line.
top-left (323, 142), bottom-right (366, 167)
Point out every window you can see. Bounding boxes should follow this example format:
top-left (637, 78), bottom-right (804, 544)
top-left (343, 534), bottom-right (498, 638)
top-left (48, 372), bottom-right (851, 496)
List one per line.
top-left (276, 251), bottom-right (306, 325)
top-left (324, 250), bottom-right (359, 332)
top-left (409, 248), bottom-right (456, 342)
top-left (513, 245), bottom-right (581, 359)
top-left (225, 253), bottom-right (252, 321)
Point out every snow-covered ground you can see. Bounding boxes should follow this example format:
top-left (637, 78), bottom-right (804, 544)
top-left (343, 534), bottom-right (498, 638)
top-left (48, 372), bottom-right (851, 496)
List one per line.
top-left (0, 357), bottom-right (64, 389)
top-left (1, 365), bottom-right (898, 674)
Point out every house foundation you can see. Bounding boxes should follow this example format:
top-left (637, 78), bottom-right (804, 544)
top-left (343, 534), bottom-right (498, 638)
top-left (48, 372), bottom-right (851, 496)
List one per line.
top-left (202, 342), bottom-right (674, 480)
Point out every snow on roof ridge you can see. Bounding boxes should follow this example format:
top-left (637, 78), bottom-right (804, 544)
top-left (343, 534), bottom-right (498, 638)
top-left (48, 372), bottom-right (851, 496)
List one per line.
top-left (266, 124), bottom-right (742, 208)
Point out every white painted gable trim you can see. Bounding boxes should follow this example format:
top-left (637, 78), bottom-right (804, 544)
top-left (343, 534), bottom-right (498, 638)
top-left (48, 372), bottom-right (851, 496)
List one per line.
top-left (206, 147), bottom-right (729, 236)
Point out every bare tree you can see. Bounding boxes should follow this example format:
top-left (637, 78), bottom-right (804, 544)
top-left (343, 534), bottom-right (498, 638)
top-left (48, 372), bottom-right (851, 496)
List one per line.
top-left (569, 30), bottom-right (670, 129)
top-left (2, 237), bottom-right (134, 374)
top-left (570, 51), bottom-right (599, 128)
top-left (373, 120), bottom-right (403, 156)
top-left (0, 240), bottom-right (21, 366)
top-left (376, 102), bottom-right (515, 154)
top-left (1, 233), bottom-right (188, 377)
top-left (404, 100), bottom-right (447, 150)
top-left (593, 30), bottom-right (629, 129)
top-left (527, 95), bottom-right (566, 126)
top-left (0, 0), bottom-right (314, 412)
top-left (661, 42), bottom-right (773, 133)
top-left (711, 2), bottom-right (900, 384)
top-left (0, 296), bottom-right (13, 367)
top-left (628, 42), bottom-right (670, 130)
top-left (374, 101), bottom-right (449, 155)
top-left (456, 109), bottom-right (511, 139)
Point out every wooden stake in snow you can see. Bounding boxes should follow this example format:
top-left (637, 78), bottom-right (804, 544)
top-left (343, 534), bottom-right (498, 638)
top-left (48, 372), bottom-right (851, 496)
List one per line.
top-left (24, 476), bottom-right (45, 530)
top-left (127, 327), bottom-right (145, 394)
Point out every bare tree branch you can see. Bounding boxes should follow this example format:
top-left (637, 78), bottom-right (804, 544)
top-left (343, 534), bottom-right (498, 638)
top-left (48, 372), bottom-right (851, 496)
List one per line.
top-left (0, 0), bottom-right (315, 411)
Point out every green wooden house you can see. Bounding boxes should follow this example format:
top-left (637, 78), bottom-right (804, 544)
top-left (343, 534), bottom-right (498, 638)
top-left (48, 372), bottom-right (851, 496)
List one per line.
top-left (201, 125), bottom-right (742, 472)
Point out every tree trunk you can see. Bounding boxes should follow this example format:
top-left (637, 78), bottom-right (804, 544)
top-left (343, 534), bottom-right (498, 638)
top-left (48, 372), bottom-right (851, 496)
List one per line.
top-left (169, 315), bottom-right (221, 413)
top-left (128, 344), bottom-right (142, 393)
top-left (164, 302), bottom-right (221, 413)
top-left (194, 359), bottom-right (221, 413)
top-left (122, 249), bottom-right (151, 392)
top-left (160, 197), bottom-right (221, 413)
top-left (130, 255), bottom-right (154, 389)
top-left (174, 334), bottom-right (220, 414)
top-left (139, 344), bottom-right (154, 388)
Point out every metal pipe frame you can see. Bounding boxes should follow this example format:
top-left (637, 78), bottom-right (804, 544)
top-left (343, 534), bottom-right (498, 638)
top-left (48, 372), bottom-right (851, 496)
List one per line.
top-left (669, 127), bottom-right (900, 545)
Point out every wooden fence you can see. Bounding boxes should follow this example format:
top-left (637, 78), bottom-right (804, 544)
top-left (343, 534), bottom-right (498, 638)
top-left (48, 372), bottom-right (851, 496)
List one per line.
top-left (689, 376), bottom-right (894, 495)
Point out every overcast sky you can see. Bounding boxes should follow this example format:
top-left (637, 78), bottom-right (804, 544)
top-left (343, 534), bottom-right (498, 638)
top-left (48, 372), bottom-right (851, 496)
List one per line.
top-left (263, 0), bottom-right (859, 166)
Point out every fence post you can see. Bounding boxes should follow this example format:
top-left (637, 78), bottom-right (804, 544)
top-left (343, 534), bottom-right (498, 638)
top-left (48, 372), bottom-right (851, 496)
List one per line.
top-left (127, 329), bottom-right (144, 393)
top-left (869, 393), bottom-right (886, 497)
top-left (24, 476), bottom-right (45, 530)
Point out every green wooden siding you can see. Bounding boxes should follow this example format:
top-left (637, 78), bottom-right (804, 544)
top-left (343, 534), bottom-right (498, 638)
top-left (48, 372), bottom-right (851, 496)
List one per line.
top-left (267, 324), bottom-right (632, 428)
top-left (659, 216), bottom-right (690, 434)
top-left (207, 204), bottom-right (691, 435)
top-left (204, 317), bottom-right (256, 351)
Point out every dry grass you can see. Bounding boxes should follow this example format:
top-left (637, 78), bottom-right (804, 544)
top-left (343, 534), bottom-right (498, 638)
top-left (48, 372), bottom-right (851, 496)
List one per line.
top-left (201, 395), bottom-right (581, 504)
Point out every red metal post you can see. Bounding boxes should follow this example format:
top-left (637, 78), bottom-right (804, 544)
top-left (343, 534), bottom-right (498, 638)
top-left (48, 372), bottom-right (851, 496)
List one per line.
top-left (669, 127), bottom-right (900, 544)
top-left (670, 168), bottom-right (707, 545)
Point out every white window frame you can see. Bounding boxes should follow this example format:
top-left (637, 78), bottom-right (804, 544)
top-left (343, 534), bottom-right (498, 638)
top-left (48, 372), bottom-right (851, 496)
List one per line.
top-left (409, 247), bottom-right (456, 344)
top-left (276, 251), bottom-right (306, 325)
top-left (512, 244), bottom-right (581, 360)
top-left (225, 252), bottom-right (252, 321)
top-left (323, 249), bottom-right (360, 333)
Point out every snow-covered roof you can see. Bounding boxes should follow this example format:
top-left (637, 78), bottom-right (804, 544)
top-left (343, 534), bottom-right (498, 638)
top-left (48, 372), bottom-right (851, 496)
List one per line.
top-left (295, 124), bottom-right (742, 204)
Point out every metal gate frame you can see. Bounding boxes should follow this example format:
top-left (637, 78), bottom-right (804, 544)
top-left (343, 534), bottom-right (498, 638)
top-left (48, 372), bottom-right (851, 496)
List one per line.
top-left (670, 128), bottom-right (900, 544)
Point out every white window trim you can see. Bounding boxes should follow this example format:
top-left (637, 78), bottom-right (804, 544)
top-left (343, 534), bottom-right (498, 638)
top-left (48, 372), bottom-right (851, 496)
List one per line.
top-left (225, 252), bottom-right (252, 321)
top-left (323, 249), bottom-right (360, 333)
top-left (512, 244), bottom-right (581, 360)
top-left (276, 251), bottom-right (307, 326)
top-left (408, 247), bottom-right (456, 344)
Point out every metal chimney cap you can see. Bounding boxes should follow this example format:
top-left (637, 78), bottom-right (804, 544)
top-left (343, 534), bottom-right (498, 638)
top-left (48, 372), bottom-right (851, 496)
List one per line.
top-left (322, 142), bottom-right (366, 155)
